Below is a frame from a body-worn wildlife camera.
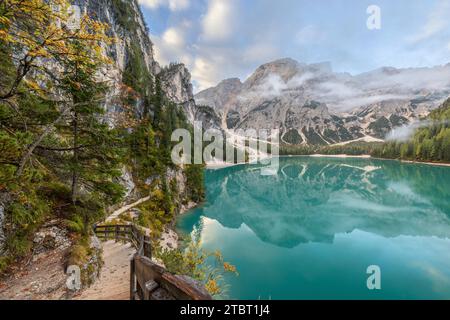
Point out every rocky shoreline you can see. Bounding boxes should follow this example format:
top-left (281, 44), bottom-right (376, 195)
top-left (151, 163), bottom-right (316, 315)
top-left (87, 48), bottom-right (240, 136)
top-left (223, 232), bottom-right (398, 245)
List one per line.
top-left (162, 200), bottom-right (199, 250)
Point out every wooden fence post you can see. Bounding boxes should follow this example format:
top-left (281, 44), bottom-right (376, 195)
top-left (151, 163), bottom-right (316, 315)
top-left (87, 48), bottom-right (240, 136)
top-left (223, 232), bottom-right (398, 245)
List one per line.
top-left (130, 256), bottom-right (136, 300)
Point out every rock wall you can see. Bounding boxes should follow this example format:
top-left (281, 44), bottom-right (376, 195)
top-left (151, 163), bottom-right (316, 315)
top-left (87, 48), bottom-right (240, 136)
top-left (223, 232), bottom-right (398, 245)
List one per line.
top-left (73, 0), bottom-right (158, 125)
top-left (161, 64), bottom-right (222, 130)
top-left (70, 0), bottom-right (202, 203)
top-left (0, 204), bottom-right (5, 254)
top-left (160, 64), bottom-right (196, 123)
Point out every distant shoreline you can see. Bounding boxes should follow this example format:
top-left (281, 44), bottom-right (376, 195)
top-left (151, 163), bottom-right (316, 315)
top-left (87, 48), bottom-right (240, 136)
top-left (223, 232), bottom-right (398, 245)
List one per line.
top-left (205, 154), bottom-right (450, 169)
top-left (306, 154), bottom-right (372, 159)
top-left (398, 159), bottom-right (450, 167)
top-left (205, 162), bottom-right (243, 169)
top-left (291, 154), bottom-right (450, 167)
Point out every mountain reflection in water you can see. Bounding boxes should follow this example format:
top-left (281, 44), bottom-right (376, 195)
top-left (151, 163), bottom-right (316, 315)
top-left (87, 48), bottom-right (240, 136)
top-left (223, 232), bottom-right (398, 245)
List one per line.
top-left (177, 157), bottom-right (450, 299)
top-left (183, 157), bottom-right (450, 248)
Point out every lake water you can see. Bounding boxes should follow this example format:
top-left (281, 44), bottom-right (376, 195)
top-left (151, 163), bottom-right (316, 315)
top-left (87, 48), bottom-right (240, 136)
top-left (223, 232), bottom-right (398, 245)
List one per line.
top-left (176, 157), bottom-right (450, 300)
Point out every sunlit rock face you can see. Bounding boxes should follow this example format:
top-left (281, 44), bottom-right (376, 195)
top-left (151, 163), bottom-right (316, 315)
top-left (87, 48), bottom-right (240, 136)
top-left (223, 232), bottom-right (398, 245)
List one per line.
top-left (68, 1), bottom-right (207, 199)
top-left (160, 64), bottom-right (196, 122)
top-left (197, 158), bottom-right (450, 248)
top-left (75, 0), bottom-right (158, 73)
top-left (195, 58), bottom-right (450, 144)
top-left (75, 1), bottom-right (209, 129)
top-left (160, 64), bottom-right (221, 129)
top-left (72, 0), bottom-right (158, 124)
top-left (195, 78), bottom-right (243, 124)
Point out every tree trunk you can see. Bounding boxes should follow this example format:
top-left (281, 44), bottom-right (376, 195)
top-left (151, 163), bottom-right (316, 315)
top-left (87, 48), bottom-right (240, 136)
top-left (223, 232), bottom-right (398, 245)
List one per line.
top-left (15, 107), bottom-right (70, 177)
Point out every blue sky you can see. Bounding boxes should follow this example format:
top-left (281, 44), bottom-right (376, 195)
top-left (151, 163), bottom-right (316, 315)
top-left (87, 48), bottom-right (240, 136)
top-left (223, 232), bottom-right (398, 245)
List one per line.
top-left (138, 0), bottom-right (450, 92)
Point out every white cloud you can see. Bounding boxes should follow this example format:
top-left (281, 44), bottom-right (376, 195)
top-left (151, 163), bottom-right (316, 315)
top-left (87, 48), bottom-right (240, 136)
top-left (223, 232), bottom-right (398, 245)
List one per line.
top-left (151, 21), bottom-right (229, 91)
top-left (139, 0), bottom-right (189, 11)
top-left (191, 57), bottom-right (219, 91)
top-left (447, 42), bottom-right (450, 51)
top-left (238, 73), bottom-right (315, 101)
top-left (201, 0), bottom-right (236, 42)
top-left (162, 27), bottom-right (185, 47)
top-left (152, 25), bottom-right (190, 66)
top-left (295, 25), bottom-right (325, 45)
top-left (386, 121), bottom-right (431, 142)
top-left (406, 0), bottom-right (450, 44)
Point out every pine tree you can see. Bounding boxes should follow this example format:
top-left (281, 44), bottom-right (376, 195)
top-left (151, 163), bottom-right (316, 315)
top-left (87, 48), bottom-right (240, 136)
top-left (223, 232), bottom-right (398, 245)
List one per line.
top-left (46, 40), bottom-right (124, 206)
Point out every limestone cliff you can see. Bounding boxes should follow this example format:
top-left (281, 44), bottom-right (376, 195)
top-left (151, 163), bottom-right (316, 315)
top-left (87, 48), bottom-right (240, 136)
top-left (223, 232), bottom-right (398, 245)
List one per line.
top-left (160, 63), bottom-right (222, 129)
top-left (73, 0), bottom-right (202, 199)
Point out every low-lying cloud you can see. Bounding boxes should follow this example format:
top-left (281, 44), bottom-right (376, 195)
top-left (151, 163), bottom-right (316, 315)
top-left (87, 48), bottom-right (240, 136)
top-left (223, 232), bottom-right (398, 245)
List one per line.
top-left (386, 121), bottom-right (432, 142)
top-left (386, 120), bottom-right (449, 142)
top-left (238, 73), bottom-right (315, 101)
top-left (236, 73), bottom-right (415, 112)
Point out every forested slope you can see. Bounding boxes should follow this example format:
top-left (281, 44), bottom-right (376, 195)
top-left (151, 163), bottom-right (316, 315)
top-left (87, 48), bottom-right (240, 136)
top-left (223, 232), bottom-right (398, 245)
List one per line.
top-left (0, 0), bottom-right (204, 278)
top-left (372, 98), bottom-right (450, 162)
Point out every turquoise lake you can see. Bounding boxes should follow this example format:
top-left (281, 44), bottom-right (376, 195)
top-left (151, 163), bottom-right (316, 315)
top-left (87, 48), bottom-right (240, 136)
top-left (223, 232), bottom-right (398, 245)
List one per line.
top-left (176, 157), bottom-right (450, 300)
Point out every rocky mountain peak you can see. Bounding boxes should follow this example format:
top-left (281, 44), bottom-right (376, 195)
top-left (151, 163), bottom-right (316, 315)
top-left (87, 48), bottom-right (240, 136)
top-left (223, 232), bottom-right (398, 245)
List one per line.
top-left (245, 58), bottom-right (302, 86)
top-left (245, 58), bottom-right (333, 87)
top-left (218, 78), bottom-right (243, 90)
top-left (256, 57), bottom-right (301, 71)
top-left (195, 58), bottom-right (450, 145)
top-left (195, 78), bottom-right (243, 115)
top-left (160, 63), bottom-right (196, 122)
top-left (160, 63), bottom-right (194, 103)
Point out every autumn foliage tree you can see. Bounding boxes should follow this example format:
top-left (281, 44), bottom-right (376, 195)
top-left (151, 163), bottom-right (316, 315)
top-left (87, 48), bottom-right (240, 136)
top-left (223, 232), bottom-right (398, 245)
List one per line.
top-left (0, 0), bottom-right (207, 276)
top-left (0, 0), bottom-right (113, 177)
top-left (0, 0), bottom-right (120, 266)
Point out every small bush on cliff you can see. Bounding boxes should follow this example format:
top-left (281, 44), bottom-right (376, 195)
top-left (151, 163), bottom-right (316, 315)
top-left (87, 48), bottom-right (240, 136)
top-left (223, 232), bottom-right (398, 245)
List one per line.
top-left (154, 232), bottom-right (238, 299)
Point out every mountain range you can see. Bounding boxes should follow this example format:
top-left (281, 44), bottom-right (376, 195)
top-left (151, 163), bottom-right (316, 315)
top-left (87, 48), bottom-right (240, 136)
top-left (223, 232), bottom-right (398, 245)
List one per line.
top-left (195, 58), bottom-right (450, 145)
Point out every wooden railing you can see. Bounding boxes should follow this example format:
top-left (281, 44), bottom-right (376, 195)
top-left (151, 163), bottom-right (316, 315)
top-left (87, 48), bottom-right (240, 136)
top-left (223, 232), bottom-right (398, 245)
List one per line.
top-left (93, 223), bottom-right (212, 300)
top-left (131, 254), bottom-right (212, 300)
top-left (94, 224), bottom-right (152, 259)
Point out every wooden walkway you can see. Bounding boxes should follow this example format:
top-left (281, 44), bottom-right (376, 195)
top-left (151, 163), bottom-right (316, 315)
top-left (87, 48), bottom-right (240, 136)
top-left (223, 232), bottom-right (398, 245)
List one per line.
top-left (75, 241), bottom-right (136, 300)
top-left (75, 196), bottom-right (211, 301)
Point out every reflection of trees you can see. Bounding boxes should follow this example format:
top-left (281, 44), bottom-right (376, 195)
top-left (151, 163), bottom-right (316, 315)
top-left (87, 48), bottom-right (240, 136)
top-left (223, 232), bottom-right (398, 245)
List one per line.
top-left (380, 162), bottom-right (450, 215)
top-left (198, 157), bottom-right (450, 248)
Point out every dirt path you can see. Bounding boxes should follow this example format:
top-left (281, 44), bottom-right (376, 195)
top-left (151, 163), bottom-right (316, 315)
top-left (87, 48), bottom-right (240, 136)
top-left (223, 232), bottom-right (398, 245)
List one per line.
top-left (75, 241), bottom-right (136, 300)
top-left (0, 247), bottom-right (69, 300)
top-left (106, 196), bottom-right (151, 222)
top-left (0, 197), bottom-right (159, 300)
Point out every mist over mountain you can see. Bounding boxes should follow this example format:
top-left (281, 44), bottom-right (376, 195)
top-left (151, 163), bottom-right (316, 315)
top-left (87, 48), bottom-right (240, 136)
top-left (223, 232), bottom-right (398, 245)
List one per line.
top-left (195, 58), bottom-right (450, 145)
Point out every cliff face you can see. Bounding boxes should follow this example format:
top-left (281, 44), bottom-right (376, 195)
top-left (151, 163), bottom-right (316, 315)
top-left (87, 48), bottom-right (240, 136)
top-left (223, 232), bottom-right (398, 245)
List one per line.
top-left (71, 0), bottom-right (203, 198)
top-left (0, 204), bottom-right (4, 254)
top-left (76, 0), bottom-right (157, 73)
top-left (74, 0), bottom-right (218, 131)
top-left (160, 63), bottom-right (222, 129)
top-left (160, 64), bottom-right (196, 123)
top-left (73, 0), bottom-right (157, 121)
